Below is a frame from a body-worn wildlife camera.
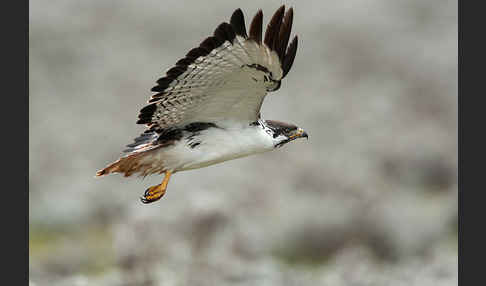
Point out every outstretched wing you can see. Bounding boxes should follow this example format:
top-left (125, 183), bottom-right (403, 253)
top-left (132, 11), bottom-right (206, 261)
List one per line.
top-left (137, 6), bottom-right (298, 131)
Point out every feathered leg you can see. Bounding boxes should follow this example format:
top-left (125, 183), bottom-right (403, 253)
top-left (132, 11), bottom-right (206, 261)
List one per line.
top-left (140, 170), bottom-right (172, 204)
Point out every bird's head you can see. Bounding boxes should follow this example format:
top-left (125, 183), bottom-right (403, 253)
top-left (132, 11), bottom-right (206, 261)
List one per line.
top-left (264, 120), bottom-right (308, 148)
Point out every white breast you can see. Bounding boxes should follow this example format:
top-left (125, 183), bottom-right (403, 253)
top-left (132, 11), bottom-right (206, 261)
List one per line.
top-left (146, 122), bottom-right (275, 172)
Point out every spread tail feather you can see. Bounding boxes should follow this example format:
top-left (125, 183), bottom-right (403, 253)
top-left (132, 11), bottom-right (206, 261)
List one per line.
top-left (96, 154), bottom-right (140, 177)
top-left (96, 150), bottom-right (166, 178)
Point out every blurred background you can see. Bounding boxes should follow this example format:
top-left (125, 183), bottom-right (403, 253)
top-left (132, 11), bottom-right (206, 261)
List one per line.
top-left (29, 0), bottom-right (457, 285)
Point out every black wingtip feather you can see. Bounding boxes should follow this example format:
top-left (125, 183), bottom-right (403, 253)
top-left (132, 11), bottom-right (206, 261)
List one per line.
top-left (136, 119), bottom-right (149, 124)
top-left (166, 66), bottom-right (186, 78)
top-left (282, 35), bottom-right (298, 79)
top-left (249, 10), bottom-right (263, 44)
top-left (200, 36), bottom-right (219, 51)
top-left (139, 103), bottom-right (157, 115)
top-left (148, 97), bottom-right (160, 103)
top-left (222, 22), bottom-right (236, 43)
top-left (230, 8), bottom-right (247, 38)
top-left (186, 47), bottom-right (209, 60)
top-left (264, 5), bottom-right (285, 50)
top-left (214, 22), bottom-right (236, 45)
top-left (151, 77), bottom-right (172, 92)
top-left (137, 103), bottom-right (157, 125)
top-left (277, 7), bottom-right (293, 61)
top-left (150, 85), bottom-right (163, 92)
top-left (156, 77), bottom-right (172, 86)
top-left (176, 58), bottom-right (192, 66)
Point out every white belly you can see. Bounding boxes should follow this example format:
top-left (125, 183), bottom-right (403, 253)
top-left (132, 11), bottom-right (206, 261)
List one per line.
top-left (145, 123), bottom-right (275, 172)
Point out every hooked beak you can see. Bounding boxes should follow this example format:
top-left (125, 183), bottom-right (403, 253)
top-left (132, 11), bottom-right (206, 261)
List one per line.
top-left (289, 128), bottom-right (309, 140)
top-left (301, 130), bottom-right (309, 140)
top-left (275, 128), bottom-right (309, 148)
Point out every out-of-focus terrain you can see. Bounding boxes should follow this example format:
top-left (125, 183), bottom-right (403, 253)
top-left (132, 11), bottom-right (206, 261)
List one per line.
top-left (29, 0), bottom-right (457, 285)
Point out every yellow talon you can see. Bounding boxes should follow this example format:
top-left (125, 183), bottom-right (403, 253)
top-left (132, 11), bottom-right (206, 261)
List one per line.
top-left (140, 170), bottom-right (172, 204)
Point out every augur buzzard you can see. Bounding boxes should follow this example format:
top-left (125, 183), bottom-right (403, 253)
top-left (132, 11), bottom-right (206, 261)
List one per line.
top-left (97, 6), bottom-right (308, 203)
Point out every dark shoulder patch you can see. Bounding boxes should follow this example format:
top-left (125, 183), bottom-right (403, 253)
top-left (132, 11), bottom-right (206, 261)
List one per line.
top-left (184, 122), bottom-right (219, 132)
top-left (155, 128), bottom-right (184, 145)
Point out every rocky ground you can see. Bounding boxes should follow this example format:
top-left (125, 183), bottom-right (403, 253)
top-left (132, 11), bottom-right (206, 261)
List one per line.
top-left (30, 0), bottom-right (457, 285)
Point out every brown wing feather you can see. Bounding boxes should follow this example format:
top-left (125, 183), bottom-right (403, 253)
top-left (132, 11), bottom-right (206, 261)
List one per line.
top-left (264, 5), bottom-right (285, 51)
top-left (249, 10), bottom-right (263, 44)
top-left (277, 8), bottom-right (293, 61)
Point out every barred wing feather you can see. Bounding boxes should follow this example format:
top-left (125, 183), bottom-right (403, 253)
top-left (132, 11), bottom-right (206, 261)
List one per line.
top-left (137, 6), bottom-right (298, 131)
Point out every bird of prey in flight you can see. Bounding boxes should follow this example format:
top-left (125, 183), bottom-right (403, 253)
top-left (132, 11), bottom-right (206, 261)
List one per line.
top-left (96, 6), bottom-right (308, 203)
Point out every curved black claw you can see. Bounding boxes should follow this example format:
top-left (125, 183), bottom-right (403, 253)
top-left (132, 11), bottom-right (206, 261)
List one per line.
top-left (143, 187), bottom-right (152, 197)
top-left (140, 196), bottom-right (152, 204)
